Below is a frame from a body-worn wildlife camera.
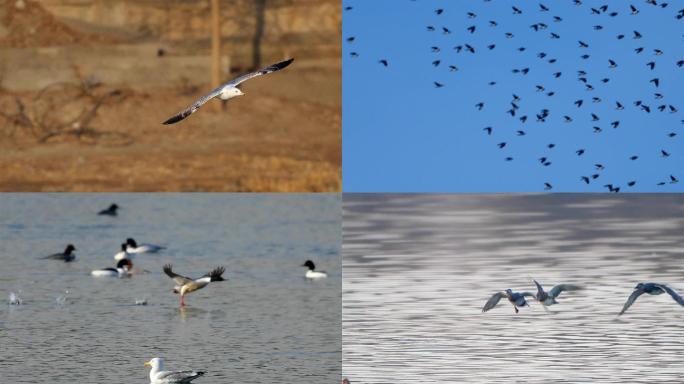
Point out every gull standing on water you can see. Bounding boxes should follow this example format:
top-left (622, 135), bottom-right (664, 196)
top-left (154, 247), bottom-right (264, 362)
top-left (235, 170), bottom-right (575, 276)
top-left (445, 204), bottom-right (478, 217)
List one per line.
top-left (162, 58), bottom-right (295, 124)
top-left (163, 264), bottom-right (225, 306)
top-left (533, 280), bottom-right (581, 307)
top-left (482, 288), bottom-right (535, 313)
top-left (619, 282), bottom-right (684, 315)
top-left (144, 357), bottom-right (205, 383)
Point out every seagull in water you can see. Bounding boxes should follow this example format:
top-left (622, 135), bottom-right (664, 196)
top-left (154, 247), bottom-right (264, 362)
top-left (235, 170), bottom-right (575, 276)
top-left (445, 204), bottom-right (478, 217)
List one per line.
top-left (144, 357), bottom-right (205, 383)
top-left (482, 288), bottom-right (535, 313)
top-left (619, 282), bottom-right (684, 315)
top-left (163, 264), bottom-right (225, 306)
top-left (533, 280), bottom-right (581, 308)
top-left (162, 58), bottom-right (294, 124)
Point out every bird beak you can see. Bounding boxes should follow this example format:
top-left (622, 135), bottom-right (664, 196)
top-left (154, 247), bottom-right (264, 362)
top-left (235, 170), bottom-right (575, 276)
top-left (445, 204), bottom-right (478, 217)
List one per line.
top-left (144, 361), bottom-right (151, 367)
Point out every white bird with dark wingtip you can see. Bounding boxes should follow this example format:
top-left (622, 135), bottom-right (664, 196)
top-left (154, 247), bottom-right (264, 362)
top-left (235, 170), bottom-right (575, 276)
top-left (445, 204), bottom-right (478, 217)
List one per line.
top-left (163, 264), bottom-right (225, 306)
top-left (144, 357), bottom-right (205, 383)
top-left (162, 58), bottom-right (295, 124)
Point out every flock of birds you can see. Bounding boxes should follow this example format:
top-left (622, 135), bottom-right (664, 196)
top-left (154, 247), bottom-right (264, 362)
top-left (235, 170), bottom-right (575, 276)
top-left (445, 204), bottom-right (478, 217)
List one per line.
top-left (345, 1), bottom-right (682, 191)
top-left (482, 280), bottom-right (684, 315)
top-left (10, 202), bottom-right (328, 383)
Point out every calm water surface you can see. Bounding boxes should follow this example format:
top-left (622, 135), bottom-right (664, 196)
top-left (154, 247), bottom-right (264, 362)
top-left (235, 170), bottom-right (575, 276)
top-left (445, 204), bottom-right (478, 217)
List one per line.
top-left (344, 194), bottom-right (684, 383)
top-left (0, 194), bottom-right (341, 383)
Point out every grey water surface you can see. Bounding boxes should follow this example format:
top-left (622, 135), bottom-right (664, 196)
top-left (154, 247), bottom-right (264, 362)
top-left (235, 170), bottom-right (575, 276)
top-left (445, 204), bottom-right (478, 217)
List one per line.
top-left (0, 194), bottom-right (341, 383)
top-left (343, 194), bottom-right (684, 384)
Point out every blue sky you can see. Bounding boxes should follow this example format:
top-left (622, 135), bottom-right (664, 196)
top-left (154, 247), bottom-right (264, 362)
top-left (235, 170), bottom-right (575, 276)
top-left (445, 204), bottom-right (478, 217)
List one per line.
top-left (343, 0), bottom-right (683, 192)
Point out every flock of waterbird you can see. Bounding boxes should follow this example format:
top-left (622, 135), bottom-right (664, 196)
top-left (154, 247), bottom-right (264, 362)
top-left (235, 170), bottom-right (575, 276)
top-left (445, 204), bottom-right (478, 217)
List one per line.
top-left (345, 1), bottom-right (681, 191)
top-left (12, 202), bottom-right (328, 383)
top-left (482, 280), bottom-right (684, 316)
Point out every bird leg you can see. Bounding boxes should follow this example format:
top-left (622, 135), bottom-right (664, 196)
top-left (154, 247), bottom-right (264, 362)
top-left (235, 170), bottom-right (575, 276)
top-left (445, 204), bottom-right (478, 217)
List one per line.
top-left (514, 306), bottom-right (519, 314)
top-left (180, 294), bottom-right (185, 307)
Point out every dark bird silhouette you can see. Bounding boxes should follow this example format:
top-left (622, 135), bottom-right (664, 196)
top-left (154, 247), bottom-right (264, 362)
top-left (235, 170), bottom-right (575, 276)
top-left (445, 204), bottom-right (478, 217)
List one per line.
top-left (42, 244), bottom-right (76, 262)
top-left (98, 204), bottom-right (119, 216)
top-left (619, 283), bottom-right (684, 315)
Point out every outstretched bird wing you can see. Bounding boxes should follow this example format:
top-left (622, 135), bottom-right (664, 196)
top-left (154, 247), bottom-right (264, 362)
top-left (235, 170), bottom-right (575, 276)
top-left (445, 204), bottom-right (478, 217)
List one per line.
top-left (654, 284), bottom-right (684, 306)
top-left (207, 266), bottom-right (225, 281)
top-left (162, 58), bottom-right (294, 125)
top-left (619, 288), bottom-right (645, 315)
top-left (163, 264), bottom-right (193, 286)
top-left (162, 86), bottom-right (225, 125)
top-left (224, 58), bottom-right (294, 88)
top-left (482, 292), bottom-right (506, 312)
top-left (549, 284), bottom-right (581, 299)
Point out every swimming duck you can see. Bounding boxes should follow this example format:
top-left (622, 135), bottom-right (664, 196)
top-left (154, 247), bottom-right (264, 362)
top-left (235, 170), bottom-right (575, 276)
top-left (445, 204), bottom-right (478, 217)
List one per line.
top-left (91, 259), bottom-right (132, 278)
top-left (114, 243), bottom-right (135, 261)
top-left (42, 244), bottom-right (76, 262)
top-left (126, 238), bottom-right (165, 254)
top-left (302, 260), bottom-right (327, 279)
top-left (98, 203), bottom-right (119, 216)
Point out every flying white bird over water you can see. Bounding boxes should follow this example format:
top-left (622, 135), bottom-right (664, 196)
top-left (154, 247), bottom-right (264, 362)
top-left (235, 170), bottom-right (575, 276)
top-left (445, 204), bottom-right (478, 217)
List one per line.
top-left (144, 357), bottom-right (205, 383)
top-left (162, 58), bottom-right (295, 124)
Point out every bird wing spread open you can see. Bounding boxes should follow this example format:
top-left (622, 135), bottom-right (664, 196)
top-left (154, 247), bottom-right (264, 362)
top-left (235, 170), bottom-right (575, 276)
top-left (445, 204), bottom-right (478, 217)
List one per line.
top-left (619, 288), bottom-right (645, 315)
top-left (482, 292), bottom-right (506, 312)
top-left (549, 284), bottom-right (581, 299)
top-left (226, 58), bottom-right (294, 87)
top-left (163, 264), bottom-right (193, 286)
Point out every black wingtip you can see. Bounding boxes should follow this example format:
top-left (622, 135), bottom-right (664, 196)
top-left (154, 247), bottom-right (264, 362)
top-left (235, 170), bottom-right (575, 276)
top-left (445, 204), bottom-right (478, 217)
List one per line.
top-left (273, 58), bottom-right (295, 70)
top-left (162, 115), bottom-right (183, 125)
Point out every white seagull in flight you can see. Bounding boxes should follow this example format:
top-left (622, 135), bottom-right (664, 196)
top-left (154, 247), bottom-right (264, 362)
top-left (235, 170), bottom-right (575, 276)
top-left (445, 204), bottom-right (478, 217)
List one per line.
top-left (162, 58), bottom-right (294, 124)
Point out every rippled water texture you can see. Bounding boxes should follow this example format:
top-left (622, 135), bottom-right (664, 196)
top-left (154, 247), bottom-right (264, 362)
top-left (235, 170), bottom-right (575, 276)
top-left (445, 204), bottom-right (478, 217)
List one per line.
top-left (343, 194), bottom-right (684, 383)
top-left (0, 194), bottom-right (341, 383)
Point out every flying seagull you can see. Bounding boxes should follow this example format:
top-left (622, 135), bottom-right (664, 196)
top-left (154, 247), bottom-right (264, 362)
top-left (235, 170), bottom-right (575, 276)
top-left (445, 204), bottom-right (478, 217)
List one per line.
top-left (162, 58), bottom-right (294, 124)
top-left (144, 357), bottom-right (205, 383)
top-left (619, 282), bottom-right (684, 315)
top-left (163, 264), bottom-right (225, 306)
